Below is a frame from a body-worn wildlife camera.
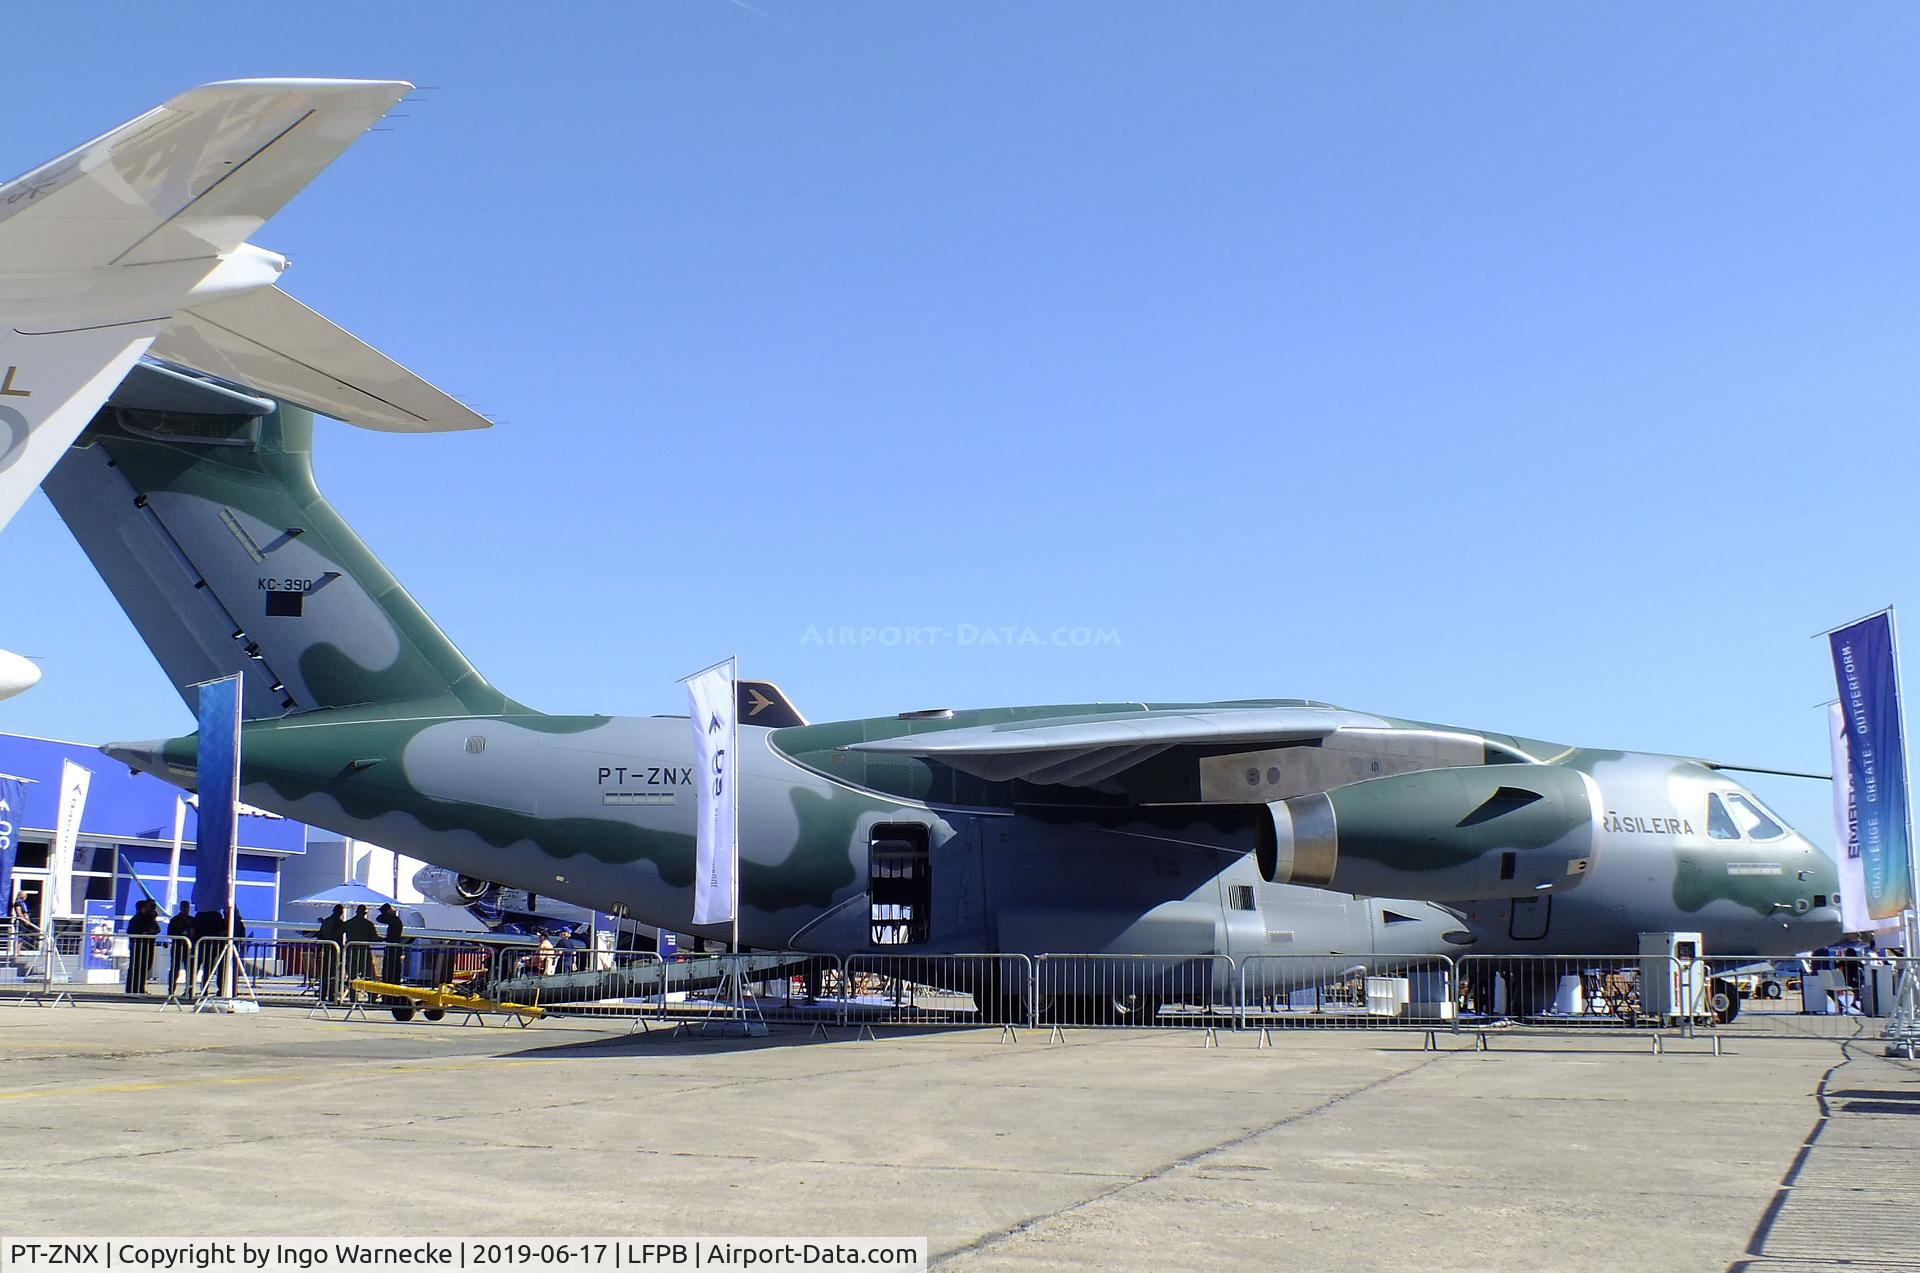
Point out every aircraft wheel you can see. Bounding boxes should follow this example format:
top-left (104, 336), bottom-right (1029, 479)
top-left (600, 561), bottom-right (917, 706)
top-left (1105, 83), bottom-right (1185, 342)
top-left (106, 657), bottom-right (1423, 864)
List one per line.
top-left (1110, 993), bottom-right (1160, 1024)
top-left (1709, 981), bottom-right (1740, 1024)
top-left (423, 1008), bottom-right (446, 1022)
top-left (1050, 993), bottom-right (1160, 1026)
top-left (1760, 979), bottom-right (1784, 1000)
top-left (970, 982), bottom-right (1030, 1025)
top-left (390, 1006), bottom-right (415, 1022)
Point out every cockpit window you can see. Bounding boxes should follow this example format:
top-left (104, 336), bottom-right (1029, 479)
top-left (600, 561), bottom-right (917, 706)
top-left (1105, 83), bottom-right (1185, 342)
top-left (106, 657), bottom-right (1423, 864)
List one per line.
top-left (1706, 794), bottom-right (1741, 840)
top-left (1727, 794), bottom-right (1786, 842)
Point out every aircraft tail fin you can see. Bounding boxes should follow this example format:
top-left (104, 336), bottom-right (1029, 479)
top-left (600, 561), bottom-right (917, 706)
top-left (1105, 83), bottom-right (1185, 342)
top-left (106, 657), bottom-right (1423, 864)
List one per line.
top-left (43, 368), bottom-right (516, 721)
top-left (739, 680), bottom-right (807, 728)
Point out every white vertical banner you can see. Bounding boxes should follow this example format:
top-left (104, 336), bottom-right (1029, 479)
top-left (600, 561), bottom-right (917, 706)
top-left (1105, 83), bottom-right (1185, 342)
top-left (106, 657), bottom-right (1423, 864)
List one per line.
top-left (165, 795), bottom-right (187, 911)
top-left (685, 658), bottom-right (738, 928)
top-left (48, 759), bottom-right (91, 920)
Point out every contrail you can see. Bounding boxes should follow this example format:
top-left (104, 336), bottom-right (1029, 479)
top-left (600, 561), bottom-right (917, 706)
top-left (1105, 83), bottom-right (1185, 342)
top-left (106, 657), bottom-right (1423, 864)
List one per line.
top-left (718, 0), bottom-right (794, 29)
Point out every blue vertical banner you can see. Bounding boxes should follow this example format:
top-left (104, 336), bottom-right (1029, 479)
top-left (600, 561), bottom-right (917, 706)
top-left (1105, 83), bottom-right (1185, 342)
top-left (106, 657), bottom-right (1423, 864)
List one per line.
top-left (1829, 611), bottom-right (1915, 922)
top-left (82, 899), bottom-right (114, 973)
top-left (189, 674), bottom-right (243, 921)
top-left (0, 773), bottom-right (20, 917)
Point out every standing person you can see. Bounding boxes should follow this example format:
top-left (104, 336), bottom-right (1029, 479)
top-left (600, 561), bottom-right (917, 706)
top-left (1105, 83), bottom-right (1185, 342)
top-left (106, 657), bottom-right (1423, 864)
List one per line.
top-left (190, 903), bottom-right (224, 992)
top-left (11, 889), bottom-right (35, 952)
top-left (224, 904), bottom-right (249, 987)
top-left (313, 903), bottom-right (346, 1001)
top-left (165, 900), bottom-right (194, 997)
top-left (124, 899), bottom-right (160, 994)
top-left (343, 904), bottom-right (379, 1001)
top-left (376, 903), bottom-right (408, 987)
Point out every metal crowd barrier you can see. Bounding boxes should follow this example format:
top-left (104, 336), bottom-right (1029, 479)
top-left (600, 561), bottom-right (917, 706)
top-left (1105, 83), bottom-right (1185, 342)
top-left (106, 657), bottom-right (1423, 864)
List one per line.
top-left (1239, 954), bottom-right (1458, 1031)
top-left (842, 954), bottom-right (1033, 1029)
top-left (1031, 954), bottom-right (1237, 1028)
top-left (46, 931), bottom-right (1917, 1052)
top-left (479, 948), bottom-right (831, 1031)
top-left (1695, 954), bottom-right (1915, 1039)
top-left (1, 927), bottom-right (38, 995)
top-left (1452, 954), bottom-right (1705, 1031)
top-left (490, 949), bottom-right (670, 1020)
top-left (170, 936), bottom-right (345, 1010)
top-left (713, 952), bottom-right (841, 1025)
top-left (4, 921), bottom-right (82, 1006)
top-left (648, 951), bottom-right (820, 1028)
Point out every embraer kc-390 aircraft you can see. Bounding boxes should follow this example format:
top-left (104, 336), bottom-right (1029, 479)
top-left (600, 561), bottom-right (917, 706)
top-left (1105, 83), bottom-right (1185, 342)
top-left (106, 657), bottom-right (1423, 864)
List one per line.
top-left (18, 83), bottom-right (1844, 988)
top-left (47, 386), bottom-right (1842, 972)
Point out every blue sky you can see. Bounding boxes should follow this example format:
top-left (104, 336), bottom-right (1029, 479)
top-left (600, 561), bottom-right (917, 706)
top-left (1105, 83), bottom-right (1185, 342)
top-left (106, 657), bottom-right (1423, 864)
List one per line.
top-left (2, 4), bottom-right (1916, 844)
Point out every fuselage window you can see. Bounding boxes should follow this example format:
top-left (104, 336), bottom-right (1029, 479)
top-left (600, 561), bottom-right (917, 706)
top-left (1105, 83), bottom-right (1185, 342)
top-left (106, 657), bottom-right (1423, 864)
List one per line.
top-left (1726, 794), bottom-right (1786, 842)
top-left (1706, 794), bottom-right (1741, 841)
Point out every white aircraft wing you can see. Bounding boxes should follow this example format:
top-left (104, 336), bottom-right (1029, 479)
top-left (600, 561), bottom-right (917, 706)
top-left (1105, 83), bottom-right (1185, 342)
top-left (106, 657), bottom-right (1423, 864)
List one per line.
top-left (0, 78), bottom-right (409, 269)
top-left (844, 706), bottom-right (1386, 785)
top-left (0, 79), bottom-right (410, 533)
top-left (149, 285), bottom-right (490, 433)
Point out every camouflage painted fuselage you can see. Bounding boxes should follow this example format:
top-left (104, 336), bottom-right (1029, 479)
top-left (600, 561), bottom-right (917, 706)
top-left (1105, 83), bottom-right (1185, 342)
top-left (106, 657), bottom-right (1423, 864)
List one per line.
top-left (53, 390), bottom-right (1843, 964)
top-left (107, 702), bottom-right (1842, 962)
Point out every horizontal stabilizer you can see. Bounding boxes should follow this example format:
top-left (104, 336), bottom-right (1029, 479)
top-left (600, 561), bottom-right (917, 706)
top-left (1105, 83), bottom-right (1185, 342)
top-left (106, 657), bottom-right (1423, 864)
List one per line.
top-left (149, 285), bottom-right (491, 433)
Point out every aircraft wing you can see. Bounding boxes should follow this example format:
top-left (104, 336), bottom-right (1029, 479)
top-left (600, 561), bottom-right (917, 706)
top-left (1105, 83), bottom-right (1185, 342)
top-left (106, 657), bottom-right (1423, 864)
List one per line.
top-left (0, 79), bottom-right (410, 534)
top-left (844, 705), bottom-right (1389, 786)
top-left (149, 286), bottom-right (490, 433)
top-left (0, 78), bottom-right (409, 269)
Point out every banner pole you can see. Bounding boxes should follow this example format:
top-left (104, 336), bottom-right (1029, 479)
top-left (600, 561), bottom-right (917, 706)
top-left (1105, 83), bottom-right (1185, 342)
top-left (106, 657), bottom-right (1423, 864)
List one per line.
top-left (731, 655), bottom-right (741, 1023)
top-left (1814, 605), bottom-right (1897, 640)
top-left (164, 797), bottom-right (184, 912)
top-left (1888, 610), bottom-right (1920, 966)
top-left (731, 655), bottom-right (740, 958)
top-left (222, 673), bottom-right (242, 999)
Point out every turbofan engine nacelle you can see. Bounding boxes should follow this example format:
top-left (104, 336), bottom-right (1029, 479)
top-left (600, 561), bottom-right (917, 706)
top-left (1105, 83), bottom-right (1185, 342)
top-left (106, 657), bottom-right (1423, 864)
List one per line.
top-left (454, 874), bottom-right (495, 902)
top-left (1253, 763), bottom-right (1602, 902)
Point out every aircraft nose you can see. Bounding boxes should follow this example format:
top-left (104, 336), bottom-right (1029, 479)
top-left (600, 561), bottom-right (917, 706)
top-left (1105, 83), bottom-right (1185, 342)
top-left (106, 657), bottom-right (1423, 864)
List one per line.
top-left (101, 738), bottom-right (178, 780)
top-left (0, 649), bottom-right (40, 701)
